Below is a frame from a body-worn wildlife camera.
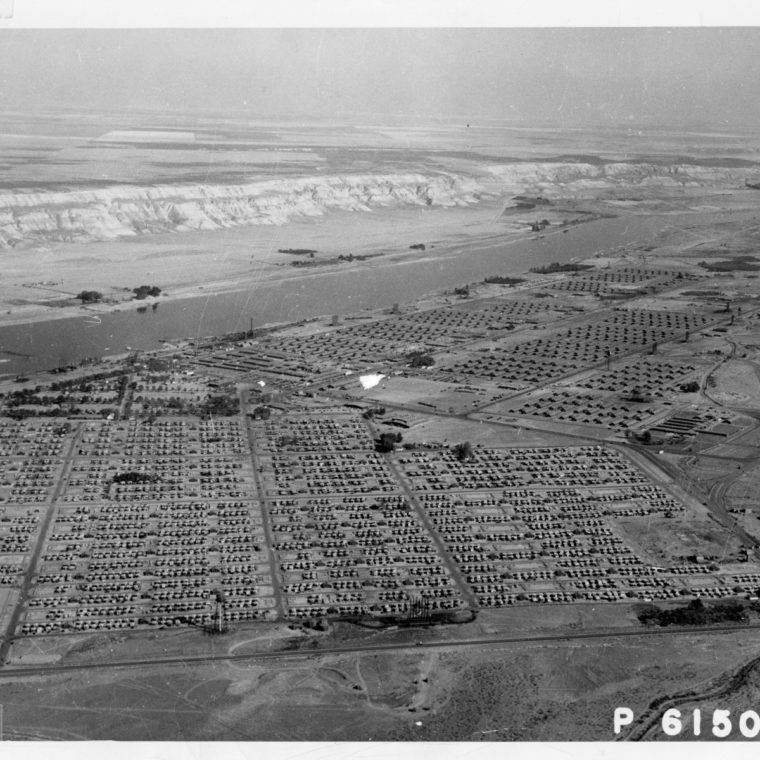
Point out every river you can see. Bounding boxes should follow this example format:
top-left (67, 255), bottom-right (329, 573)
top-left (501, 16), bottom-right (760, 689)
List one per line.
top-left (0, 211), bottom-right (684, 378)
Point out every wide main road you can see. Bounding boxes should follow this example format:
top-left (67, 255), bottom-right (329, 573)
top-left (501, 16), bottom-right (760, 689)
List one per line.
top-left (0, 424), bottom-right (83, 663)
top-left (1, 621), bottom-right (760, 679)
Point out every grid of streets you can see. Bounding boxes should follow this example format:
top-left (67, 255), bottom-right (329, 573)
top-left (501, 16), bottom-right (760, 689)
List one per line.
top-left (0, 264), bottom-right (750, 643)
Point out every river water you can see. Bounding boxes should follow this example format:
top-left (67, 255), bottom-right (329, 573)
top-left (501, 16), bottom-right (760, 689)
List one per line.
top-left (0, 211), bottom-right (680, 378)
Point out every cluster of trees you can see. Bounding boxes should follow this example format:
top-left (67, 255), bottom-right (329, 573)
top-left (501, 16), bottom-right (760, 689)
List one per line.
top-left (133, 285), bottom-right (162, 300)
top-left (299, 616), bottom-right (329, 631)
top-left (529, 262), bottom-right (593, 274)
top-left (251, 405), bottom-right (271, 420)
top-left (638, 598), bottom-right (748, 627)
top-left (622, 387), bottom-right (650, 403)
top-left (201, 394), bottom-right (240, 417)
top-left (291, 259), bottom-right (320, 267)
top-left (138, 398), bottom-right (189, 419)
top-left (10, 390), bottom-right (77, 407)
top-left (406, 351), bottom-right (435, 368)
top-left (679, 381), bottom-right (700, 393)
top-left (4, 406), bottom-right (83, 420)
top-left (409, 243), bottom-right (426, 251)
top-left (362, 406), bottom-right (386, 420)
top-left (136, 391), bottom-right (239, 421)
top-left (77, 290), bottom-right (103, 304)
top-left (483, 275), bottom-right (524, 286)
top-left (198, 331), bottom-right (249, 347)
top-left (453, 441), bottom-right (474, 462)
top-left (112, 471), bottom-right (159, 485)
top-left (290, 253), bottom-right (370, 268)
top-left (376, 432), bottom-right (403, 453)
top-left (4, 387), bottom-right (40, 407)
top-left (699, 257), bottom-right (759, 272)
top-left (2, 382), bottom-right (121, 419)
top-left (50, 369), bottom-right (128, 391)
top-left (514, 195), bottom-right (551, 206)
top-left (144, 358), bottom-right (171, 372)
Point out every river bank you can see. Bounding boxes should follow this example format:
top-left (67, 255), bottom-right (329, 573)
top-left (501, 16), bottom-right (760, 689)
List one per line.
top-left (0, 205), bottom-right (694, 379)
top-left (0, 202), bottom-right (538, 328)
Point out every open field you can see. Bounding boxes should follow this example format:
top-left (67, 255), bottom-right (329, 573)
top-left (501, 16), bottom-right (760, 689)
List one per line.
top-left (2, 627), bottom-right (760, 740)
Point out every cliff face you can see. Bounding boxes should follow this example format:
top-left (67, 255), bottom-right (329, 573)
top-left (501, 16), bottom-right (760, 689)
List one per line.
top-left (0, 172), bottom-right (486, 248)
top-left (483, 161), bottom-right (753, 186)
top-left (0, 161), bottom-right (751, 248)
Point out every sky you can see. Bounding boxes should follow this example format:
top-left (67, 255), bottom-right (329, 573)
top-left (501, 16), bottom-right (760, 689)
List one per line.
top-left (1, 28), bottom-right (759, 130)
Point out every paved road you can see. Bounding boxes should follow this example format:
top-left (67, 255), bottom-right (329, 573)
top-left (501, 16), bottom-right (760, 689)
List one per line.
top-left (0, 424), bottom-right (82, 662)
top-left (360, 416), bottom-right (479, 610)
top-left (239, 387), bottom-right (286, 619)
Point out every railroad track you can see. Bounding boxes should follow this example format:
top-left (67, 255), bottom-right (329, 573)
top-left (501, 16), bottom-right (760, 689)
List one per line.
top-left (2, 621), bottom-right (760, 679)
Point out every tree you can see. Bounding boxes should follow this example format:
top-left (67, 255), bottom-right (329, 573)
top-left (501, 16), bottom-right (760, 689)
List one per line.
top-left (407, 351), bottom-right (435, 368)
top-left (112, 471), bottom-right (158, 484)
top-left (77, 290), bottom-right (103, 304)
top-left (376, 433), bottom-right (398, 453)
top-left (252, 405), bottom-right (270, 420)
top-left (133, 285), bottom-right (162, 300)
top-left (453, 441), bottom-right (474, 462)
